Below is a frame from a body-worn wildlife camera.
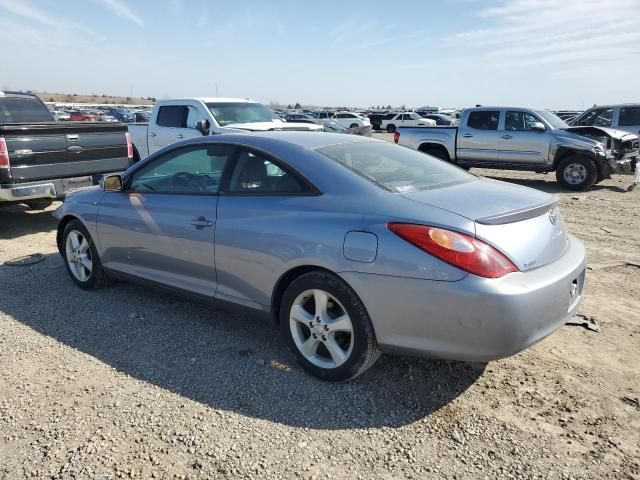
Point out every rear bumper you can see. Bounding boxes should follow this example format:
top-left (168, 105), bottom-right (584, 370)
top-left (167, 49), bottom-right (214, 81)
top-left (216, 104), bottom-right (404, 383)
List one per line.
top-left (340, 235), bottom-right (587, 362)
top-left (0, 176), bottom-right (96, 202)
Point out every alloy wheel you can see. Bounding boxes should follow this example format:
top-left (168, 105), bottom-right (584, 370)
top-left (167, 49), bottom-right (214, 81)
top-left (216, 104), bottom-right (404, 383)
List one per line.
top-left (65, 230), bottom-right (93, 282)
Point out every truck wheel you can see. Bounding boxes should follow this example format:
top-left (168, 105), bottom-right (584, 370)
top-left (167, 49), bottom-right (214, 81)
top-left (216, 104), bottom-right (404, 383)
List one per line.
top-left (556, 156), bottom-right (597, 191)
top-left (423, 147), bottom-right (450, 161)
top-left (25, 199), bottom-right (53, 210)
top-left (386, 124), bottom-right (396, 133)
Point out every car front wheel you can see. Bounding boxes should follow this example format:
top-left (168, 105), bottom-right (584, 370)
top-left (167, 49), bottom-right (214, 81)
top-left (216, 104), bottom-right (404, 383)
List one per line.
top-left (280, 271), bottom-right (381, 382)
top-left (62, 219), bottom-right (110, 290)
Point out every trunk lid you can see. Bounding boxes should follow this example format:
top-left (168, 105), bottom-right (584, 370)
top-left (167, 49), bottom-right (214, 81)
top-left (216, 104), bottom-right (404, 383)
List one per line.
top-left (401, 177), bottom-right (568, 271)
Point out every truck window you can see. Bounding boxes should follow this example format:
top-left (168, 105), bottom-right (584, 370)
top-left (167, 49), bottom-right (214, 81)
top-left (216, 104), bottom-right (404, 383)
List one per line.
top-left (576, 108), bottom-right (613, 127)
top-left (505, 111), bottom-right (540, 131)
top-left (467, 111), bottom-right (499, 130)
top-left (156, 105), bottom-right (187, 128)
top-left (0, 98), bottom-right (53, 123)
top-left (619, 107), bottom-right (640, 127)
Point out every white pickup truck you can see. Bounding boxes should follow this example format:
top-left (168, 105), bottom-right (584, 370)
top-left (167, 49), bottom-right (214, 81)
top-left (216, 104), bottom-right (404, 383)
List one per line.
top-left (128, 97), bottom-right (322, 161)
top-left (380, 112), bottom-right (436, 133)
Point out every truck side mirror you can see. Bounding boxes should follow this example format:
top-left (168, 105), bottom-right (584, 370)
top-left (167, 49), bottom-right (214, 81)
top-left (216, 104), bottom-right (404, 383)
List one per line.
top-left (102, 174), bottom-right (123, 192)
top-left (196, 119), bottom-right (210, 136)
top-left (531, 122), bottom-right (546, 132)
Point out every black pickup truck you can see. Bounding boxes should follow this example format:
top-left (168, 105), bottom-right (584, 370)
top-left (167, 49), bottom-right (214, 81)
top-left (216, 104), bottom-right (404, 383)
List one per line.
top-left (0, 91), bottom-right (132, 209)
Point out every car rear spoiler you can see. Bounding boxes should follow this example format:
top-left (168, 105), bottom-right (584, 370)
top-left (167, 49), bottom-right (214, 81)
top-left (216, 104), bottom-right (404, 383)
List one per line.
top-left (475, 197), bottom-right (559, 225)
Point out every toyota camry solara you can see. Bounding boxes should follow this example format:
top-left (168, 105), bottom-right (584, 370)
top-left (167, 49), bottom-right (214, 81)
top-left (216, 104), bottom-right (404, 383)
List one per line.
top-left (54, 132), bottom-right (586, 381)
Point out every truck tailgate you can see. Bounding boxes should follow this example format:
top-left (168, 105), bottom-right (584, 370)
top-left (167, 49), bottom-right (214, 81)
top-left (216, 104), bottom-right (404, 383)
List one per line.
top-left (2, 122), bottom-right (131, 183)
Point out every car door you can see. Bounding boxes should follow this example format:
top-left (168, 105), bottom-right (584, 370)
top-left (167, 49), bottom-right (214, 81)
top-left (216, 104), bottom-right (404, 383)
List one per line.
top-left (214, 148), bottom-right (318, 309)
top-left (617, 106), bottom-right (640, 135)
top-left (498, 110), bottom-right (550, 165)
top-left (148, 103), bottom-right (205, 155)
top-left (96, 144), bottom-right (234, 296)
top-left (457, 110), bottom-right (501, 163)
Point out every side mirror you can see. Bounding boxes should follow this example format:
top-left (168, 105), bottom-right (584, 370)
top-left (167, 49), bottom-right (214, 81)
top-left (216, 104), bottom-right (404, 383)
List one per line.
top-left (531, 122), bottom-right (546, 132)
top-left (196, 119), bottom-right (210, 136)
top-left (102, 174), bottom-right (123, 192)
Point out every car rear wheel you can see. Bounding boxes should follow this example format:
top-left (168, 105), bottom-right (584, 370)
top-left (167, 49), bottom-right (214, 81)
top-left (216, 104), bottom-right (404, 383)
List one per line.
top-left (386, 124), bottom-right (396, 133)
top-left (280, 271), bottom-right (381, 382)
top-left (556, 156), bottom-right (597, 191)
top-left (62, 219), bottom-right (110, 290)
top-left (349, 123), bottom-right (359, 129)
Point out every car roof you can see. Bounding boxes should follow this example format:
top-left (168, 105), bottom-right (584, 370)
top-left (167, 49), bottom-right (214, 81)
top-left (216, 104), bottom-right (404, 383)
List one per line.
top-left (584, 103), bottom-right (640, 109)
top-left (187, 131), bottom-right (381, 150)
top-left (172, 97), bottom-right (258, 104)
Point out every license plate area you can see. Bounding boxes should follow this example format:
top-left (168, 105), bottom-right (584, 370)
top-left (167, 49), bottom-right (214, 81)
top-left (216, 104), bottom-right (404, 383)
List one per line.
top-left (62, 176), bottom-right (93, 193)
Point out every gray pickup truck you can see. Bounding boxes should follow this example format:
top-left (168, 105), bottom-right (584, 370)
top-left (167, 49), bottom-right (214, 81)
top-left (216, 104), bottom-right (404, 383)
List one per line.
top-left (0, 91), bottom-right (133, 209)
top-left (395, 106), bottom-right (639, 191)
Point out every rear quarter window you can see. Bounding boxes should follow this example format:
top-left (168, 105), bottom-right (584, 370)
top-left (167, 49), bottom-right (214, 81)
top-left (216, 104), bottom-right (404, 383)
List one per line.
top-left (467, 111), bottom-right (499, 130)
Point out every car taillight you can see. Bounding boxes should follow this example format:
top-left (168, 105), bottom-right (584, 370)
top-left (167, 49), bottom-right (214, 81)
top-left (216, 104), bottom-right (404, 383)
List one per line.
top-left (393, 132), bottom-right (400, 144)
top-left (125, 132), bottom-right (133, 159)
top-left (387, 223), bottom-right (518, 278)
top-left (0, 138), bottom-right (9, 169)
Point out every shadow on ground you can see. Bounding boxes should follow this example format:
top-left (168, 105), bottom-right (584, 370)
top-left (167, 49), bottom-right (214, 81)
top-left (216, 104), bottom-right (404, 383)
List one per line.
top-left (479, 171), bottom-right (630, 194)
top-left (0, 204), bottom-right (58, 240)
top-left (0, 253), bottom-right (485, 430)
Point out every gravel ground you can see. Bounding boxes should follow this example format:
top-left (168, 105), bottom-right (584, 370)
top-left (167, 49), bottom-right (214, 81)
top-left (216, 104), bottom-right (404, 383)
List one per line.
top-left (0, 141), bottom-right (639, 479)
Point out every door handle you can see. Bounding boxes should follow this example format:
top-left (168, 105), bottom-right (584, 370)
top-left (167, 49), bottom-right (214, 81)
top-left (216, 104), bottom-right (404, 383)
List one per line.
top-left (190, 217), bottom-right (214, 229)
top-left (501, 134), bottom-right (512, 139)
top-left (177, 134), bottom-right (184, 139)
top-left (149, 132), bottom-right (157, 137)
top-left (462, 133), bottom-right (473, 138)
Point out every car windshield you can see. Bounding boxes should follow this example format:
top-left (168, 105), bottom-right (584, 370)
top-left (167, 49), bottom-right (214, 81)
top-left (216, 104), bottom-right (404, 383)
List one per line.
top-left (535, 110), bottom-right (568, 130)
top-left (317, 141), bottom-right (474, 192)
top-left (206, 102), bottom-right (280, 126)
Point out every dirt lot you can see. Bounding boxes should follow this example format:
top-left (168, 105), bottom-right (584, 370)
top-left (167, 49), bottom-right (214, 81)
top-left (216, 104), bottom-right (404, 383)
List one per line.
top-left (0, 155), bottom-right (639, 479)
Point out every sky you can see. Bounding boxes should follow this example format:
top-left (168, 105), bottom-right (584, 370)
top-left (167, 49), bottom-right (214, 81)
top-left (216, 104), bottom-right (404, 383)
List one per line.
top-left (0, 0), bottom-right (638, 109)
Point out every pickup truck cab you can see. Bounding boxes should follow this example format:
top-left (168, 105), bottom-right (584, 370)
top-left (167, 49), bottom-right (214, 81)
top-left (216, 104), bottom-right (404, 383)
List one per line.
top-left (129, 98), bottom-right (323, 161)
top-left (395, 106), bottom-right (639, 191)
top-left (0, 91), bottom-right (133, 209)
top-left (381, 112), bottom-right (436, 133)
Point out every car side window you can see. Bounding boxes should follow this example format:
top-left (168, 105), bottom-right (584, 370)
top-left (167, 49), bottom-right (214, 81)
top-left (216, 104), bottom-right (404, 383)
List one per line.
top-left (128, 145), bottom-right (234, 194)
top-left (227, 150), bottom-right (308, 194)
top-left (467, 111), bottom-right (499, 130)
top-left (156, 106), bottom-right (187, 127)
top-left (505, 111), bottom-right (540, 131)
top-left (619, 107), bottom-right (640, 127)
top-left (577, 108), bottom-right (613, 127)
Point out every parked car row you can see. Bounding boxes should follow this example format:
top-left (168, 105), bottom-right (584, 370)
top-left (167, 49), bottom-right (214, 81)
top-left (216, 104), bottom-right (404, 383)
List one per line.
top-left (47, 104), bottom-right (152, 123)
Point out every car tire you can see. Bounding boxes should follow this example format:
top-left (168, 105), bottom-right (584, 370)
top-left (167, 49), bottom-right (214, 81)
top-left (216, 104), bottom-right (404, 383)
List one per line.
top-left (556, 156), bottom-right (597, 191)
top-left (62, 219), bottom-right (111, 290)
top-left (280, 271), bottom-right (381, 382)
top-left (25, 199), bottom-right (53, 210)
top-left (349, 123), bottom-right (359, 129)
top-left (386, 124), bottom-right (396, 133)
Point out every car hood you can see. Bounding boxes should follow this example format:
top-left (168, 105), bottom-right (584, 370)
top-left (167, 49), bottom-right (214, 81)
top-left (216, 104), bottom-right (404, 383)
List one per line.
top-left (566, 125), bottom-right (638, 141)
top-left (224, 121), bottom-right (323, 132)
top-left (402, 177), bottom-right (566, 271)
top-left (552, 128), bottom-right (601, 148)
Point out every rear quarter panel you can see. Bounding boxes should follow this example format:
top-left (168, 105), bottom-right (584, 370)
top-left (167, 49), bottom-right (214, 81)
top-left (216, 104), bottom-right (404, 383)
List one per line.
top-left (397, 126), bottom-right (457, 159)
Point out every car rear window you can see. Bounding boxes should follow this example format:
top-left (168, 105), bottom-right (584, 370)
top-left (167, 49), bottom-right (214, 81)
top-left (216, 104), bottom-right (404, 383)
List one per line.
top-left (316, 141), bottom-right (474, 192)
top-left (0, 97), bottom-right (53, 123)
